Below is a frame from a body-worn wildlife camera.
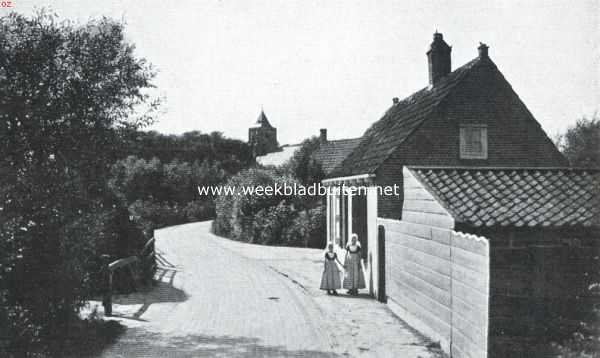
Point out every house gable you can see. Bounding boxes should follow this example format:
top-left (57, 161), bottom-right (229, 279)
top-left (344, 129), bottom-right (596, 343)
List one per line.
top-left (436, 56), bottom-right (567, 166)
top-left (371, 56), bottom-right (568, 219)
top-left (331, 51), bottom-right (567, 179)
top-left (379, 57), bottom-right (567, 168)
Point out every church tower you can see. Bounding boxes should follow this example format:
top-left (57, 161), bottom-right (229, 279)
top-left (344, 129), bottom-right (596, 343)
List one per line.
top-left (248, 109), bottom-right (279, 156)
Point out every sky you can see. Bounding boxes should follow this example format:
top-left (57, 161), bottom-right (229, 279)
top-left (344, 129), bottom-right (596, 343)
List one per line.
top-left (15, 0), bottom-right (600, 144)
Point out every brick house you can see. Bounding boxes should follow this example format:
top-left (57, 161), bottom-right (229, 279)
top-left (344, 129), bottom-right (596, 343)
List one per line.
top-left (320, 33), bottom-right (598, 357)
top-left (323, 31), bottom-right (567, 256)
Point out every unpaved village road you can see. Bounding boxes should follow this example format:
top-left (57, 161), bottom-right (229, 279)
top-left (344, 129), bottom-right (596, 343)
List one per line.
top-left (95, 222), bottom-right (436, 358)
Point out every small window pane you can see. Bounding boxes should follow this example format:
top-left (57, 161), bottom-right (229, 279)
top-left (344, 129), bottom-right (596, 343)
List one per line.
top-left (460, 125), bottom-right (487, 159)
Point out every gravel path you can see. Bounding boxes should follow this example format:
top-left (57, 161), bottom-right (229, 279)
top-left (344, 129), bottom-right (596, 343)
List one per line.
top-left (93, 221), bottom-right (436, 358)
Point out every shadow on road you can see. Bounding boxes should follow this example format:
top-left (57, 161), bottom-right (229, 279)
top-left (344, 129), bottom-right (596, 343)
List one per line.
top-left (155, 251), bottom-right (179, 269)
top-left (111, 267), bottom-right (188, 319)
top-left (104, 328), bottom-right (342, 357)
top-left (55, 319), bottom-right (126, 358)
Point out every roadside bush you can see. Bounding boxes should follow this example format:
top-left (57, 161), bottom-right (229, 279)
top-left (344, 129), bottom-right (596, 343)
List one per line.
top-left (59, 198), bottom-right (147, 295)
top-left (109, 156), bottom-right (223, 233)
top-left (213, 168), bottom-right (297, 240)
top-left (544, 282), bottom-right (600, 357)
top-left (128, 199), bottom-right (186, 236)
top-left (213, 168), bottom-right (326, 248)
top-left (0, 197), bottom-right (146, 356)
top-left (306, 204), bottom-right (327, 248)
top-left (183, 200), bottom-right (216, 222)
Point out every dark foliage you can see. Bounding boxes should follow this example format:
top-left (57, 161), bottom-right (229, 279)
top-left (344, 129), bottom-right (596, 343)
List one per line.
top-left (120, 129), bottom-right (253, 173)
top-left (0, 11), bottom-right (156, 355)
top-left (105, 129), bottom-right (253, 236)
top-left (215, 136), bottom-right (328, 248)
top-left (109, 156), bottom-right (225, 234)
top-left (557, 114), bottom-right (600, 168)
top-left (280, 136), bottom-right (325, 186)
top-left (213, 168), bottom-right (326, 248)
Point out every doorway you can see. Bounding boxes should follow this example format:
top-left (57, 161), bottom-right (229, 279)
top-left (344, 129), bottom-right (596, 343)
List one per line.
top-left (352, 191), bottom-right (368, 263)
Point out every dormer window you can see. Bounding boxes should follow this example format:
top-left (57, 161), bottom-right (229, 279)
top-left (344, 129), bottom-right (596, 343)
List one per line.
top-left (460, 124), bottom-right (487, 159)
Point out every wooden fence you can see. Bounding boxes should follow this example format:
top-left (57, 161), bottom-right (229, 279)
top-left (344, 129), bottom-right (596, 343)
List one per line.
top-left (102, 237), bottom-right (156, 316)
top-left (379, 218), bottom-right (490, 358)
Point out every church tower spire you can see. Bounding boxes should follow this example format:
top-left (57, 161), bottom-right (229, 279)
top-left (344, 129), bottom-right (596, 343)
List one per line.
top-left (248, 108), bottom-right (278, 156)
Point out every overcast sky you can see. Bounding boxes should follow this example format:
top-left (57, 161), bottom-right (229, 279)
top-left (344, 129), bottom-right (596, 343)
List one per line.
top-left (16, 0), bottom-right (599, 144)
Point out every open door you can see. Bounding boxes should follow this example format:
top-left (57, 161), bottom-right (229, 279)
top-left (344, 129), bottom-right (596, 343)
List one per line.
top-left (352, 192), bottom-right (368, 263)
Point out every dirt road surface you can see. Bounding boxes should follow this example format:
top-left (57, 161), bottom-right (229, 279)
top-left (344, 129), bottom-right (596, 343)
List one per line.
top-left (94, 222), bottom-right (437, 358)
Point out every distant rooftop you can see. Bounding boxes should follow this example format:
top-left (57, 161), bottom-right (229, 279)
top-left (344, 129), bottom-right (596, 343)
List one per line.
top-left (256, 144), bottom-right (301, 167)
top-left (313, 138), bottom-right (362, 175)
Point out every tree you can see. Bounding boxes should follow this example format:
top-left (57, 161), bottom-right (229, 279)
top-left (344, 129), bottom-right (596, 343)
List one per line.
top-left (281, 136), bottom-right (325, 186)
top-left (556, 114), bottom-right (600, 168)
top-left (108, 156), bottom-right (225, 234)
top-left (120, 129), bottom-right (253, 172)
top-left (0, 11), bottom-right (157, 354)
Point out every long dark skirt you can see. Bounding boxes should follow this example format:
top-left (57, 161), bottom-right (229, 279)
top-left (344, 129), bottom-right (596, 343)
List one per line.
top-left (343, 253), bottom-right (366, 289)
top-left (320, 259), bottom-right (341, 290)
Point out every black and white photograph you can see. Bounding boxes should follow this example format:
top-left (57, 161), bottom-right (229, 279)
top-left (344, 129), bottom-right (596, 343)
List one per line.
top-left (1, 1), bottom-right (599, 357)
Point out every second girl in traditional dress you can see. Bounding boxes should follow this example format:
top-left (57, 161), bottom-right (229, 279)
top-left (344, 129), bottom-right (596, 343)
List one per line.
top-left (320, 243), bottom-right (343, 295)
top-left (343, 233), bottom-right (366, 295)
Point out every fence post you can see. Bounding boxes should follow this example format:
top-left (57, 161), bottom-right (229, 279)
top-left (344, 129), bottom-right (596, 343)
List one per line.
top-left (377, 225), bottom-right (387, 303)
top-left (101, 254), bottom-right (113, 317)
top-left (141, 237), bottom-right (156, 286)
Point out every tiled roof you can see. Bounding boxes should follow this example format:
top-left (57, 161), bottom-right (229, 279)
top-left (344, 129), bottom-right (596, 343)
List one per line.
top-left (409, 167), bottom-right (600, 228)
top-left (256, 144), bottom-right (301, 167)
top-left (330, 57), bottom-right (483, 177)
top-left (313, 138), bottom-right (362, 174)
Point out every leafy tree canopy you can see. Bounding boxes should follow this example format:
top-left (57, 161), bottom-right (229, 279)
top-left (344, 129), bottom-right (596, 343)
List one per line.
top-left (557, 114), bottom-right (600, 168)
top-left (120, 129), bottom-right (252, 173)
top-left (280, 136), bottom-right (324, 186)
top-left (0, 10), bottom-right (157, 354)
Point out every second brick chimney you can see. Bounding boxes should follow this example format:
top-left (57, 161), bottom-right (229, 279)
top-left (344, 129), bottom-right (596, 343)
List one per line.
top-left (427, 32), bottom-right (452, 86)
top-left (319, 128), bottom-right (327, 143)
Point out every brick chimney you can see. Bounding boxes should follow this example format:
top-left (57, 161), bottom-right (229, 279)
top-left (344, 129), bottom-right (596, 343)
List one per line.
top-left (427, 32), bottom-right (452, 85)
top-left (478, 42), bottom-right (489, 58)
top-left (319, 128), bottom-right (327, 143)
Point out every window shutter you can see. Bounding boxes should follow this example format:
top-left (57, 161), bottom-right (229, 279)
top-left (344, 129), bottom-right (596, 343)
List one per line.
top-left (460, 125), bottom-right (488, 159)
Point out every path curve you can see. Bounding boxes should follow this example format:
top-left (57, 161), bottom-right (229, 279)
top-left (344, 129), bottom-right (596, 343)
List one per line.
top-left (97, 222), bottom-right (336, 357)
top-left (95, 222), bottom-right (435, 358)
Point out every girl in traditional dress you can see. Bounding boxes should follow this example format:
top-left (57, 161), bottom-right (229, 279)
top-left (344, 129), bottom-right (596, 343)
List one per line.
top-left (320, 243), bottom-right (343, 295)
top-left (343, 233), bottom-right (366, 295)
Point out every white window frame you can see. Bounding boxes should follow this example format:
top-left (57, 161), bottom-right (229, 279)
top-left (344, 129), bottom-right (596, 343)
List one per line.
top-left (460, 124), bottom-right (488, 159)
